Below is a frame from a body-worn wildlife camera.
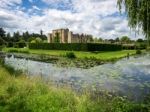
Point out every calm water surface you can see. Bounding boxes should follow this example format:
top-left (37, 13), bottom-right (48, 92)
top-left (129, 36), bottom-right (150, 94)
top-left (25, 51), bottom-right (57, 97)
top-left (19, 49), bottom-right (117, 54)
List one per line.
top-left (4, 54), bottom-right (150, 101)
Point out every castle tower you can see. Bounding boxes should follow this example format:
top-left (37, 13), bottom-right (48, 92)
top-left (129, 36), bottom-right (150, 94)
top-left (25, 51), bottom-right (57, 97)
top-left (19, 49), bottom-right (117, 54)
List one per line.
top-left (68, 31), bottom-right (72, 43)
top-left (47, 33), bottom-right (52, 43)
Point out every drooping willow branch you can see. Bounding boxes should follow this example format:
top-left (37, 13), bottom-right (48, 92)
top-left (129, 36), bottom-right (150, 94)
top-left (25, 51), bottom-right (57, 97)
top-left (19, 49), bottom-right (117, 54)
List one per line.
top-left (117, 0), bottom-right (150, 45)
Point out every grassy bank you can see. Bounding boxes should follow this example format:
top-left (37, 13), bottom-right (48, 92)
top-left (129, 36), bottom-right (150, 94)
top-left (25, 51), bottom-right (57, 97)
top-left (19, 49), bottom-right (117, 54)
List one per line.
top-left (0, 64), bottom-right (149, 112)
top-left (3, 47), bottom-right (136, 60)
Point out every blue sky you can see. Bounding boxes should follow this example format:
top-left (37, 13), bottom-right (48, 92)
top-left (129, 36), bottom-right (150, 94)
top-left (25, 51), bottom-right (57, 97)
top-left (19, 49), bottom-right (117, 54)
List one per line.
top-left (0, 0), bottom-right (143, 39)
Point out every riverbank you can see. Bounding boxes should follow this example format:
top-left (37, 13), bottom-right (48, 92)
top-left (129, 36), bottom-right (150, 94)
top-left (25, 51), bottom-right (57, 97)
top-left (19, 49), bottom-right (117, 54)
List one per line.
top-left (2, 48), bottom-right (137, 68)
top-left (3, 47), bottom-right (136, 60)
top-left (0, 63), bottom-right (149, 112)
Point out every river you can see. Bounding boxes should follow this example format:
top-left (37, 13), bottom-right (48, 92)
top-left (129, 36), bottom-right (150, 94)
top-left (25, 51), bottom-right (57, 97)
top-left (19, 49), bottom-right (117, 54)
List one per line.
top-left (4, 54), bottom-right (150, 101)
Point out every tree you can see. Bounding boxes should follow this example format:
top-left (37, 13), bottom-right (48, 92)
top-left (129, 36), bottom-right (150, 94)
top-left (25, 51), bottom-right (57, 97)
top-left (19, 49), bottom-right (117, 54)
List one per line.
top-left (0, 28), bottom-right (6, 38)
top-left (30, 37), bottom-right (43, 43)
top-left (23, 31), bottom-right (30, 41)
top-left (6, 33), bottom-right (11, 41)
top-left (17, 39), bottom-right (26, 48)
top-left (121, 36), bottom-right (130, 44)
top-left (13, 31), bottom-right (20, 42)
top-left (30, 40), bottom-right (36, 43)
top-left (109, 39), bottom-right (115, 43)
top-left (40, 30), bottom-right (43, 36)
top-left (98, 38), bottom-right (103, 42)
top-left (28, 37), bottom-right (35, 42)
top-left (35, 37), bottom-right (42, 43)
top-left (117, 0), bottom-right (150, 45)
top-left (0, 37), bottom-right (6, 45)
top-left (115, 37), bottom-right (120, 42)
top-left (137, 38), bottom-right (144, 43)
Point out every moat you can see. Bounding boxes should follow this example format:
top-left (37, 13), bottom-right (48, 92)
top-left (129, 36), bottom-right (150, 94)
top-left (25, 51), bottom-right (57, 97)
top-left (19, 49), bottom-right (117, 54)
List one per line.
top-left (3, 53), bottom-right (150, 101)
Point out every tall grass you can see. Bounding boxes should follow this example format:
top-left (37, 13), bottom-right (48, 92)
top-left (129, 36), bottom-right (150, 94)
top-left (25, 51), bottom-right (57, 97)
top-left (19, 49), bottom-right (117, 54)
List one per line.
top-left (0, 64), bottom-right (149, 112)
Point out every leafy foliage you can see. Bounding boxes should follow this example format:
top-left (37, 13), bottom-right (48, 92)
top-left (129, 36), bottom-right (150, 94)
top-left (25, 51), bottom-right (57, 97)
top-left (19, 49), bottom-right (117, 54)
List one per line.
top-left (136, 49), bottom-right (142, 54)
top-left (65, 52), bottom-right (76, 59)
top-left (121, 36), bottom-right (131, 43)
top-left (118, 0), bottom-right (150, 45)
top-left (0, 28), bottom-right (6, 38)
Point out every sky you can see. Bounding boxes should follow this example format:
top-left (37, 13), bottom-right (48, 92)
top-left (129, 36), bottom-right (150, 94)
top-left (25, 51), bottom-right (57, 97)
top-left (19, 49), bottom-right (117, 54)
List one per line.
top-left (0, 0), bottom-right (144, 39)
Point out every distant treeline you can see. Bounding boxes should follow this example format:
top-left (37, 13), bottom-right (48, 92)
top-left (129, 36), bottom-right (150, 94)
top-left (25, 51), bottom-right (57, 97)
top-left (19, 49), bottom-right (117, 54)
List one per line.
top-left (0, 28), bottom-right (47, 45)
top-left (0, 27), bottom-right (147, 51)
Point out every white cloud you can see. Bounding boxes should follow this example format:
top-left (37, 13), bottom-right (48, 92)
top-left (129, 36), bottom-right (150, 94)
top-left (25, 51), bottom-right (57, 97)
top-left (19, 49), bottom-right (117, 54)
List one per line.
top-left (32, 6), bottom-right (41, 10)
top-left (0, 0), bottom-right (144, 39)
top-left (28, 0), bottom-right (34, 3)
top-left (0, 0), bottom-right (22, 8)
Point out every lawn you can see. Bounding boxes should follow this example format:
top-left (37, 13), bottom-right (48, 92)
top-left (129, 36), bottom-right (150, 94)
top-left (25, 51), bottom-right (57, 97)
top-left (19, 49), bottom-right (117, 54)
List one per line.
top-left (3, 47), bottom-right (136, 60)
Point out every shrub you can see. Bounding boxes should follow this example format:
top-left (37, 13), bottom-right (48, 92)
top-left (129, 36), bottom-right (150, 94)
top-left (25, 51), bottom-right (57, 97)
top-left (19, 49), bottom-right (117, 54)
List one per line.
top-left (138, 43), bottom-right (147, 49)
top-left (14, 42), bottom-right (26, 48)
top-left (14, 44), bottom-right (19, 48)
top-left (136, 49), bottom-right (142, 54)
top-left (29, 43), bottom-right (122, 51)
top-left (0, 46), bottom-right (3, 51)
top-left (18, 42), bottom-right (26, 48)
top-left (13, 40), bottom-right (26, 48)
top-left (122, 45), bottom-right (136, 50)
top-left (65, 52), bottom-right (76, 59)
top-left (6, 42), bottom-right (14, 47)
top-left (146, 47), bottom-right (150, 51)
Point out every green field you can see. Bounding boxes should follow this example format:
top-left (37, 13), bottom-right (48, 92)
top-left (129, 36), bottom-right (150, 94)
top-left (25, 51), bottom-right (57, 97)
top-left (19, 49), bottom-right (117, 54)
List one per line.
top-left (3, 47), bottom-right (136, 60)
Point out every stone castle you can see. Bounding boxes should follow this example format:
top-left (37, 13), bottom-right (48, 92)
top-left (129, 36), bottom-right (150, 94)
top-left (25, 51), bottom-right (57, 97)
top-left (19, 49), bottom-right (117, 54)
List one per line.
top-left (47, 28), bottom-right (92, 43)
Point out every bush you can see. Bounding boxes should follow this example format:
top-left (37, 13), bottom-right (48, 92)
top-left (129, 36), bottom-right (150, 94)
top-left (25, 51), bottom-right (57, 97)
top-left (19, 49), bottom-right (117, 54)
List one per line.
top-left (146, 47), bottom-right (150, 51)
top-left (65, 52), bottom-right (76, 59)
top-left (7, 42), bottom-right (14, 47)
top-left (13, 40), bottom-right (26, 48)
top-left (14, 42), bottom-right (26, 48)
top-left (138, 43), bottom-right (147, 49)
top-left (122, 45), bottom-right (136, 50)
top-left (0, 46), bottom-right (3, 51)
top-left (29, 43), bottom-right (122, 51)
top-left (136, 49), bottom-right (142, 54)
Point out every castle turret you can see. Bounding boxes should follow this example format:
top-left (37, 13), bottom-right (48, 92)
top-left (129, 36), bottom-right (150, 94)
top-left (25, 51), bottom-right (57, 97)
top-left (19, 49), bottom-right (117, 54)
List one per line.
top-left (68, 31), bottom-right (72, 43)
top-left (48, 33), bottom-right (52, 43)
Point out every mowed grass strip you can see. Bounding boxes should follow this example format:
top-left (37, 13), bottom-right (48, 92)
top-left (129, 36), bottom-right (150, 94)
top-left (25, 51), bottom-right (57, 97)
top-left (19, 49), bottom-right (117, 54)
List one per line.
top-left (3, 47), bottom-right (136, 60)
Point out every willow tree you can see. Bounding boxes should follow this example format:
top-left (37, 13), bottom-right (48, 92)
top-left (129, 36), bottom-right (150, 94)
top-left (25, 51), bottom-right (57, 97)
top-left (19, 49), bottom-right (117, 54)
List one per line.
top-left (117, 0), bottom-right (150, 46)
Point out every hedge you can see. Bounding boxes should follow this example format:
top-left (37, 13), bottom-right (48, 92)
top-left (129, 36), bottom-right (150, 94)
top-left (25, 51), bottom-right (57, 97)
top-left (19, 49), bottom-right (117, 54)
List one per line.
top-left (28, 43), bottom-right (122, 51)
top-left (122, 45), bottom-right (136, 50)
top-left (7, 42), bottom-right (27, 48)
top-left (122, 44), bottom-right (146, 50)
top-left (0, 46), bottom-right (3, 51)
